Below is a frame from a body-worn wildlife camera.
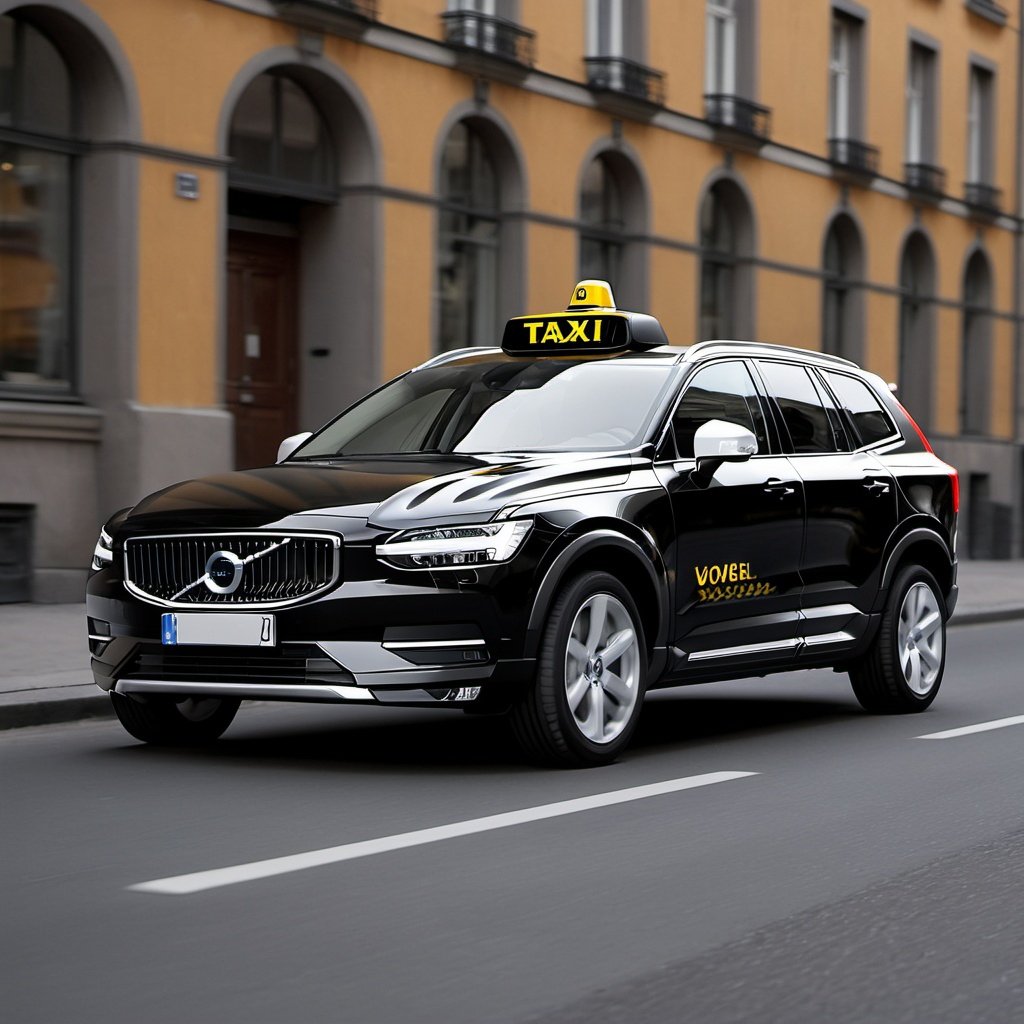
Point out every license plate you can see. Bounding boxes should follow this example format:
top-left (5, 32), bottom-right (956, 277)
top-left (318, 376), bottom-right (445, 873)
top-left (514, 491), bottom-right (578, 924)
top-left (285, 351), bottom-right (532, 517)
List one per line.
top-left (161, 612), bottom-right (276, 647)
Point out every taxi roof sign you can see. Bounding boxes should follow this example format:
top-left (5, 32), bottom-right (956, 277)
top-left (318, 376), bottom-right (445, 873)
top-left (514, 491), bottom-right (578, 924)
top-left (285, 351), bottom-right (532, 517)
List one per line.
top-left (567, 280), bottom-right (616, 311)
top-left (500, 280), bottom-right (670, 356)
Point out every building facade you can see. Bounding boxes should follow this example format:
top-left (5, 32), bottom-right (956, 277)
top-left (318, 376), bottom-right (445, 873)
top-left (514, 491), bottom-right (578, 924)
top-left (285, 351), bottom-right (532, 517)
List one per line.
top-left (1, 0), bottom-right (1021, 601)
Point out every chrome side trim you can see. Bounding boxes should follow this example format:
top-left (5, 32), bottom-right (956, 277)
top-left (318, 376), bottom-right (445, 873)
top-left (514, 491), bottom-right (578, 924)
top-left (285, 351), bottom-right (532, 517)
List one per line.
top-left (114, 679), bottom-right (373, 702)
top-left (686, 638), bottom-right (801, 662)
top-left (801, 603), bottom-right (860, 620)
top-left (802, 631), bottom-right (857, 646)
top-left (382, 639), bottom-right (486, 649)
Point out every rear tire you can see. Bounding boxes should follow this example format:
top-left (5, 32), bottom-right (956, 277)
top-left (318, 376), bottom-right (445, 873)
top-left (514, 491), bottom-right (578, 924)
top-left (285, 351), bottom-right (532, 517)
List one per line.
top-left (849, 565), bottom-right (946, 713)
top-left (510, 571), bottom-right (646, 767)
top-left (111, 692), bottom-right (240, 745)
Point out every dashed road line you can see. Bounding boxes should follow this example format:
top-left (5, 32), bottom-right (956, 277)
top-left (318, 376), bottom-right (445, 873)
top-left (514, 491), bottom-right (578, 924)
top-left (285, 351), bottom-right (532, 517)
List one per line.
top-left (917, 714), bottom-right (1024, 740)
top-left (129, 771), bottom-right (758, 895)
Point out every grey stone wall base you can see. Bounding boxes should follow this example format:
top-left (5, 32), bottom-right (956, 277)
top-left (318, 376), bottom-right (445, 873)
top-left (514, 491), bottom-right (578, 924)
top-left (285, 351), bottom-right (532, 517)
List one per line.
top-left (32, 569), bottom-right (88, 604)
top-left (100, 403), bottom-right (234, 512)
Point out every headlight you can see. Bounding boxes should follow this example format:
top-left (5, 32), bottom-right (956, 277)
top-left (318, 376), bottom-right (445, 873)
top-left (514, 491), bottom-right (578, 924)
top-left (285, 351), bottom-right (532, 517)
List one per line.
top-left (378, 519), bottom-right (532, 570)
top-left (91, 526), bottom-right (114, 571)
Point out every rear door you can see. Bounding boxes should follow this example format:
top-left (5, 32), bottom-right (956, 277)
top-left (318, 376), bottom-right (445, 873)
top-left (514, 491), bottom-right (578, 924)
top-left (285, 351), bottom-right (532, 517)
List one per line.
top-left (655, 359), bottom-right (806, 671)
top-left (755, 360), bottom-right (898, 647)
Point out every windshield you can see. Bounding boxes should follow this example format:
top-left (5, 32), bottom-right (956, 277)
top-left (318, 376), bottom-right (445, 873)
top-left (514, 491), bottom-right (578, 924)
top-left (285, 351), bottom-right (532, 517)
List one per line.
top-left (292, 358), bottom-right (677, 458)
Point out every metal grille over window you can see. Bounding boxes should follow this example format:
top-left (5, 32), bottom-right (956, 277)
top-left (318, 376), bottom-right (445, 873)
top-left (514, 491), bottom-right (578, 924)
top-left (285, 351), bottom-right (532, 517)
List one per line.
top-left (124, 534), bottom-right (340, 607)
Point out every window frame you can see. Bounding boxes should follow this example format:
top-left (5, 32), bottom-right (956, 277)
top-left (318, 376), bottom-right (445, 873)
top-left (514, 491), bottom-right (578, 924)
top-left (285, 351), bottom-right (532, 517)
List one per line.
top-left (905, 40), bottom-right (938, 165)
top-left (0, 14), bottom-right (81, 402)
top-left (816, 368), bottom-right (901, 452)
top-left (966, 60), bottom-right (995, 185)
top-left (753, 358), bottom-right (846, 457)
top-left (655, 357), bottom-right (778, 463)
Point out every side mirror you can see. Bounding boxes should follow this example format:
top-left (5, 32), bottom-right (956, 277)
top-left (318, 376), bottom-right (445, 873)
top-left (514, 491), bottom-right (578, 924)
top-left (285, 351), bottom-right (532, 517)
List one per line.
top-left (692, 419), bottom-right (757, 481)
top-left (276, 431), bottom-right (313, 464)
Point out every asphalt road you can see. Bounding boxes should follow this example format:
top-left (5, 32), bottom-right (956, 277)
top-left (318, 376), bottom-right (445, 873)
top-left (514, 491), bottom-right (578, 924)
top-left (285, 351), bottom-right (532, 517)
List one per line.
top-left (3, 620), bottom-right (1023, 1024)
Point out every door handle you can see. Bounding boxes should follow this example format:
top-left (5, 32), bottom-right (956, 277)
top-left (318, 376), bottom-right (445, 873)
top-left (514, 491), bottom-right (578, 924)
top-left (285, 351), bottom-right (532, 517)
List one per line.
top-left (763, 479), bottom-right (796, 498)
top-left (864, 479), bottom-right (891, 496)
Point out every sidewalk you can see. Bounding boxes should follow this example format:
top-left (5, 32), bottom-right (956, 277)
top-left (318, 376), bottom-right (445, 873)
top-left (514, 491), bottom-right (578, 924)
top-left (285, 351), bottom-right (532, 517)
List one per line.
top-left (2, 561), bottom-right (1022, 731)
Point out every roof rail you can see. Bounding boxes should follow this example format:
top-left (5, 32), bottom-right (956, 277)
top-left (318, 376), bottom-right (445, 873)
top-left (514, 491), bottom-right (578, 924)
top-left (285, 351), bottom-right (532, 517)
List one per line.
top-left (412, 347), bottom-right (502, 371)
top-left (683, 339), bottom-right (859, 369)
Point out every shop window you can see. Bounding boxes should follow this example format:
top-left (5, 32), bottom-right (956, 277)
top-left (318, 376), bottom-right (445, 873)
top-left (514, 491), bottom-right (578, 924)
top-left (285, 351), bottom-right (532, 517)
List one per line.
top-left (0, 15), bottom-right (75, 394)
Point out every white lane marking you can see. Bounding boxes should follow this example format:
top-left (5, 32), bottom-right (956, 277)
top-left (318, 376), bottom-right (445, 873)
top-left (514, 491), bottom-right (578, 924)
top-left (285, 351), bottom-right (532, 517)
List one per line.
top-left (129, 771), bottom-right (757, 896)
top-left (917, 714), bottom-right (1024, 740)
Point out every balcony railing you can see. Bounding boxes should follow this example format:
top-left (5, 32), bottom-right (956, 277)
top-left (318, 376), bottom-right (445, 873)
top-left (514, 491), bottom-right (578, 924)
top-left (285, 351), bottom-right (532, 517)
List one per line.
top-left (704, 94), bottom-right (772, 142)
top-left (585, 57), bottom-right (666, 107)
top-left (272, 0), bottom-right (378, 22)
top-left (828, 138), bottom-right (880, 177)
top-left (965, 0), bottom-right (1008, 27)
top-left (964, 181), bottom-right (1003, 216)
top-left (442, 11), bottom-right (535, 68)
top-left (904, 162), bottom-right (947, 197)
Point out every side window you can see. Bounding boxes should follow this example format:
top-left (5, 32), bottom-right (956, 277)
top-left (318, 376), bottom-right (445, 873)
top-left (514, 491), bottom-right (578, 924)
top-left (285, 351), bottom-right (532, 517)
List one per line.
top-left (822, 371), bottom-right (898, 448)
top-left (672, 360), bottom-right (768, 459)
top-left (757, 361), bottom-right (837, 454)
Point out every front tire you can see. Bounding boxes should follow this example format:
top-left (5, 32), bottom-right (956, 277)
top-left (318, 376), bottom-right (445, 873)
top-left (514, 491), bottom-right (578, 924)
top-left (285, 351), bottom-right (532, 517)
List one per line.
top-left (850, 565), bottom-right (946, 713)
top-left (111, 692), bottom-right (240, 745)
top-left (510, 571), bottom-right (646, 767)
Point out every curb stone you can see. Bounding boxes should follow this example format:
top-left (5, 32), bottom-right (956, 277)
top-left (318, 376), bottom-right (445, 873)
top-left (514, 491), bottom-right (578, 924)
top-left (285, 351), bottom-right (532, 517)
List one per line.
top-left (2, 605), bottom-right (1022, 732)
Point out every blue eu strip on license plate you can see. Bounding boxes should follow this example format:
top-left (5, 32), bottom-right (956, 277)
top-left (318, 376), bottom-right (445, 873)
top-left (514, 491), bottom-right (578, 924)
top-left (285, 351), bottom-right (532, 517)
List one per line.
top-left (161, 612), bottom-right (178, 645)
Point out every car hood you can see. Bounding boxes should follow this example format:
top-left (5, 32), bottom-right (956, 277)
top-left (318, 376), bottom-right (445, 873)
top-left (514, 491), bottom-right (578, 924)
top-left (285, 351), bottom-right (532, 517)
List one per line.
top-left (119, 453), bottom-right (635, 534)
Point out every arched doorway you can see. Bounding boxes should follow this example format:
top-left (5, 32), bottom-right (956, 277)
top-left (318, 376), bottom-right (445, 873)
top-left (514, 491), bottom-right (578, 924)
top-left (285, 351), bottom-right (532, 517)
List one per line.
top-left (821, 212), bottom-right (865, 363)
top-left (698, 176), bottom-right (755, 340)
top-left (220, 55), bottom-right (379, 469)
top-left (960, 248), bottom-right (993, 436)
top-left (578, 147), bottom-right (647, 308)
top-left (897, 231), bottom-right (936, 430)
top-left (226, 70), bottom-right (336, 469)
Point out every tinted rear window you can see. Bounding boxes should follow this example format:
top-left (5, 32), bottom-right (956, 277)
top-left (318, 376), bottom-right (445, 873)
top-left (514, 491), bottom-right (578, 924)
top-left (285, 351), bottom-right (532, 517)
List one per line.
top-left (823, 371), bottom-right (898, 448)
top-left (757, 361), bottom-right (838, 454)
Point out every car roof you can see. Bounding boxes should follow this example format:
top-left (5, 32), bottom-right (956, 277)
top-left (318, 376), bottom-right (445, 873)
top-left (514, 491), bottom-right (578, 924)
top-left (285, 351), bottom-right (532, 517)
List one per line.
top-left (417, 340), bottom-right (862, 374)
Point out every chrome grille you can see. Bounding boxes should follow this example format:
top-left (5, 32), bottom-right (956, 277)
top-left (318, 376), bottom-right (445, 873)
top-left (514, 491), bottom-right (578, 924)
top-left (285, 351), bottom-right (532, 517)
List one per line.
top-left (123, 533), bottom-right (340, 607)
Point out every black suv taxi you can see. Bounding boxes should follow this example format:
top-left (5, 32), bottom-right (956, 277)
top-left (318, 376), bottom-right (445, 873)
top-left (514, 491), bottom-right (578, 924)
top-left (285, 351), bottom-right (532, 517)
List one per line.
top-left (87, 281), bottom-right (958, 766)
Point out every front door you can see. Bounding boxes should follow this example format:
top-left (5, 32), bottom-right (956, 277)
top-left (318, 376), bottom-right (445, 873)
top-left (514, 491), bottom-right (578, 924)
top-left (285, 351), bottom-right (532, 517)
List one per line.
top-left (226, 231), bottom-right (298, 469)
top-left (656, 360), bottom-right (805, 671)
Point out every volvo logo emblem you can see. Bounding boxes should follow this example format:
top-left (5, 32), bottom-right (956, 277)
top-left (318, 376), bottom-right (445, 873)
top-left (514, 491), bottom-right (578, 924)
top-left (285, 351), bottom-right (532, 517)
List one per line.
top-left (204, 550), bottom-right (244, 594)
top-left (168, 537), bottom-right (292, 602)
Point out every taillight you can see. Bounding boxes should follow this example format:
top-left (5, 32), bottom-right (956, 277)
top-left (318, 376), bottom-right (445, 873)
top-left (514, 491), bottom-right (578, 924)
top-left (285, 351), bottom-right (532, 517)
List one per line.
top-left (950, 469), bottom-right (960, 514)
top-left (897, 400), bottom-right (934, 453)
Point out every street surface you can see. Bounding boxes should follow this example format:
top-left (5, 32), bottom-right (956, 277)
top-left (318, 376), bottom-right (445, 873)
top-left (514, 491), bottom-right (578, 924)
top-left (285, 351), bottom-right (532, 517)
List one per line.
top-left (4, 620), bottom-right (1023, 1023)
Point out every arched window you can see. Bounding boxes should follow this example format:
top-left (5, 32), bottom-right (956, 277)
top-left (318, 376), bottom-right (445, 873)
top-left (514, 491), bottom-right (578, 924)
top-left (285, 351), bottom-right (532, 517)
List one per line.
top-left (579, 154), bottom-right (625, 284)
top-left (437, 120), bottom-right (500, 352)
top-left (822, 214), bottom-right (864, 362)
top-left (698, 179), bottom-right (753, 340)
top-left (0, 14), bottom-right (75, 392)
top-left (898, 231), bottom-right (937, 430)
top-left (228, 72), bottom-right (335, 198)
top-left (961, 250), bottom-right (993, 435)
top-left (577, 148), bottom-right (646, 308)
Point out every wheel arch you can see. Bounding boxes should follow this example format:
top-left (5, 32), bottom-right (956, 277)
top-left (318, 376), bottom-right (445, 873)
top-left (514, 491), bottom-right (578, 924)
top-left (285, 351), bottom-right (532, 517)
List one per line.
top-left (879, 527), bottom-right (955, 612)
top-left (524, 529), bottom-right (669, 665)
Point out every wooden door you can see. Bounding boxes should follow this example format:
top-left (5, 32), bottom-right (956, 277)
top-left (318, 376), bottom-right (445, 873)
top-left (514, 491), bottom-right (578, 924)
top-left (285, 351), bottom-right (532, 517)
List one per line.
top-left (226, 231), bottom-right (299, 469)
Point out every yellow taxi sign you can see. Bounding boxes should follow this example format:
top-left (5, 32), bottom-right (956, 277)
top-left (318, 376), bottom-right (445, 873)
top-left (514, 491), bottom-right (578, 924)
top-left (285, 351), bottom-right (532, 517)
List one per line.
top-left (501, 312), bottom-right (630, 355)
top-left (567, 279), bottom-right (616, 311)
